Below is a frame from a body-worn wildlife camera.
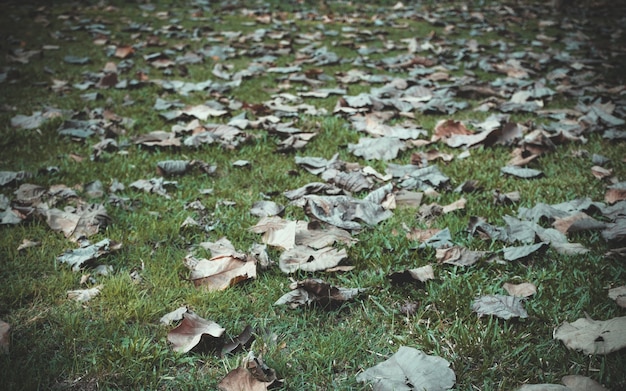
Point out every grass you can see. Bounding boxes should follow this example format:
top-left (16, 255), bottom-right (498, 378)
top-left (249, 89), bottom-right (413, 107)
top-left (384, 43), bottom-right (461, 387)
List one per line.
top-left (1, 0), bottom-right (625, 390)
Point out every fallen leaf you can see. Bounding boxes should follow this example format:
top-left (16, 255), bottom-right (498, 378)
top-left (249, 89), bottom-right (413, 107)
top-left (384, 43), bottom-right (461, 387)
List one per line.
top-left (279, 246), bottom-right (347, 273)
top-left (189, 254), bottom-right (257, 291)
top-left (356, 346), bottom-right (456, 391)
top-left (67, 285), bottom-right (103, 302)
top-left (160, 306), bottom-right (189, 326)
top-left (561, 375), bottom-right (608, 391)
top-left (502, 242), bottom-right (547, 261)
top-left (608, 286), bottom-right (626, 308)
top-left (472, 295), bottom-right (529, 320)
top-left (501, 166), bottom-right (544, 179)
top-left (167, 311), bottom-right (225, 353)
top-left (274, 278), bottom-right (365, 308)
top-left (250, 201), bottom-right (284, 218)
top-left (554, 316), bottom-right (626, 354)
top-left (17, 238), bottom-right (40, 251)
top-left (503, 282), bottom-right (537, 297)
top-left (57, 239), bottom-right (122, 271)
top-left (218, 351), bottom-right (276, 391)
top-left (389, 264), bottom-right (435, 285)
top-left (0, 319), bottom-right (10, 354)
top-left (222, 325), bottom-right (255, 356)
top-left (436, 246), bottom-right (489, 267)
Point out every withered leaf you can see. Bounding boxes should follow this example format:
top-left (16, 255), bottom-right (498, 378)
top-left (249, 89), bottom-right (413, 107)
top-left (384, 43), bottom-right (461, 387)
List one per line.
top-left (67, 285), bottom-right (103, 302)
top-left (501, 166), bottom-right (544, 179)
top-left (472, 295), bottom-right (528, 320)
top-left (250, 201), bottom-right (284, 218)
top-left (0, 170), bottom-right (30, 187)
top-left (608, 286), bottom-right (626, 308)
top-left (356, 346), bottom-right (456, 391)
top-left (159, 306), bottom-right (189, 326)
top-left (218, 352), bottom-right (276, 391)
top-left (503, 282), bottom-right (537, 297)
top-left (348, 137), bottom-right (407, 161)
top-left (57, 238), bottom-right (122, 271)
top-left (0, 319), bottom-right (9, 354)
top-left (502, 242), bottom-right (547, 261)
top-left (279, 246), bottom-right (347, 273)
top-left (221, 325), bottom-right (254, 356)
top-left (554, 316), bottom-right (626, 355)
top-left (157, 160), bottom-right (190, 176)
top-left (275, 278), bottom-right (365, 308)
top-left (167, 311), bottom-right (225, 353)
top-left (389, 264), bottom-right (434, 285)
top-left (189, 254), bottom-right (257, 291)
top-left (436, 246), bottom-right (489, 267)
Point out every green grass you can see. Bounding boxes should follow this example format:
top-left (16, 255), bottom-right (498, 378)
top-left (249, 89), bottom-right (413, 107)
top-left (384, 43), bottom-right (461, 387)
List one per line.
top-left (1, 0), bottom-right (626, 390)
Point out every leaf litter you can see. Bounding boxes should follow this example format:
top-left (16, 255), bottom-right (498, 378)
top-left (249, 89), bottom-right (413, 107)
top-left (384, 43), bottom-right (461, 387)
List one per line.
top-left (1, 0), bottom-right (626, 389)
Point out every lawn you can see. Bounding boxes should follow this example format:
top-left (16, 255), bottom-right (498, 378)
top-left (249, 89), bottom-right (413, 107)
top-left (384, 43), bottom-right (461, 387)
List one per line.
top-left (1, 0), bottom-right (625, 390)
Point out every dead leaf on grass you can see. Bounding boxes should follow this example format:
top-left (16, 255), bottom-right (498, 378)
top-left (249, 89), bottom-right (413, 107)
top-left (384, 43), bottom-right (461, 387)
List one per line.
top-left (389, 264), bottom-right (435, 285)
top-left (561, 375), bottom-right (609, 391)
top-left (472, 294), bottom-right (528, 320)
top-left (167, 311), bottom-right (225, 353)
top-left (274, 278), bottom-right (365, 308)
top-left (356, 346), bottom-right (456, 391)
top-left (57, 238), bottom-right (121, 271)
top-left (159, 306), bottom-right (189, 326)
top-left (279, 246), bottom-right (347, 273)
top-left (67, 285), bottom-right (103, 302)
top-left (0, 319), bottom-right (10, 354)
top-left (436, 246), bottom-right (489, 267)
top-left (501, 165), bottom-right (544, 179)
top-left (503, 282), bottom-right (537, 297)
top-left (608, 286), bottom-right (626, 308)
top-left (218, 351), bottom-right (277, 391)
top-left (188, 254), bottom-right (257, 291)
top-left (502, 242), bottom-right (547, 261)
top-left (554, 316), bottom-right (626, 354)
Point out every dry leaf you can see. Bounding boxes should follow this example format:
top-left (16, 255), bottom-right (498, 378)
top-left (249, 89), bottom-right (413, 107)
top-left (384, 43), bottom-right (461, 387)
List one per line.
top-left (218, 352), bottom-right (276, 391)
top-left (356, 346), bottom-right (456, 391)
top-left (436, 246), bottom-right (489, 267)
top-left (472, 295), bottom-right (528, 319)
top-left (554, 316), bottom-right (626, 355)
top-left (274, 278), bottom-right (365, 308)
top-left (279, 246), bottom-right (347, 273)
top-left (608, 286), bottom-right (626, 308)
top-left (503, 282), bottom-right (537, 297)
top-left (167, 311), bottom-right (225, 353)
top-left (67, 285), bottom-right (103, 302)
top-left (0, 320), bottom-right (10, 354)
top-left (190, 255), bottom-right (257, 291)
top-left (160, 306), bottom-right (189, 326)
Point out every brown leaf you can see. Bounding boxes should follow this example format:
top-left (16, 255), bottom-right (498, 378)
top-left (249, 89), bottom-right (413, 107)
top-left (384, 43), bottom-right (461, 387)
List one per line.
top-left (561, 375), bottom-right (608, 391)
top-left (167, 311), bottom-right (225, 353)
top-left (218, 352), bottom-right (276, 391)
top-left (436, 246), bottom-right (489, 267)
top-left (554, 316), bottom-right (626, 355)
top-left (279, 246), bottom-right (347, 273)
top-left (274, 278), bottom-right (365, 308)
top-left (503, 282), bottom-right (537, 297)
top-left (608, 286), bottom-right (626, 308)
top-left (67, 285), bottom-right (103, 302)
top-left (0, 319), bottom-right (10, 354)
top-left (591, 165), bottom-right (612, 179)
top-left (472, 295), bottom-right (528, 319)
top-left (190, 255), bottom-right (257, 291)
top-left (389, 264), bottom-right (435, 284)
top-left (114, 45), bottom-right (134, 59)
top-left (432, 119), bottom-right (472, 142)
